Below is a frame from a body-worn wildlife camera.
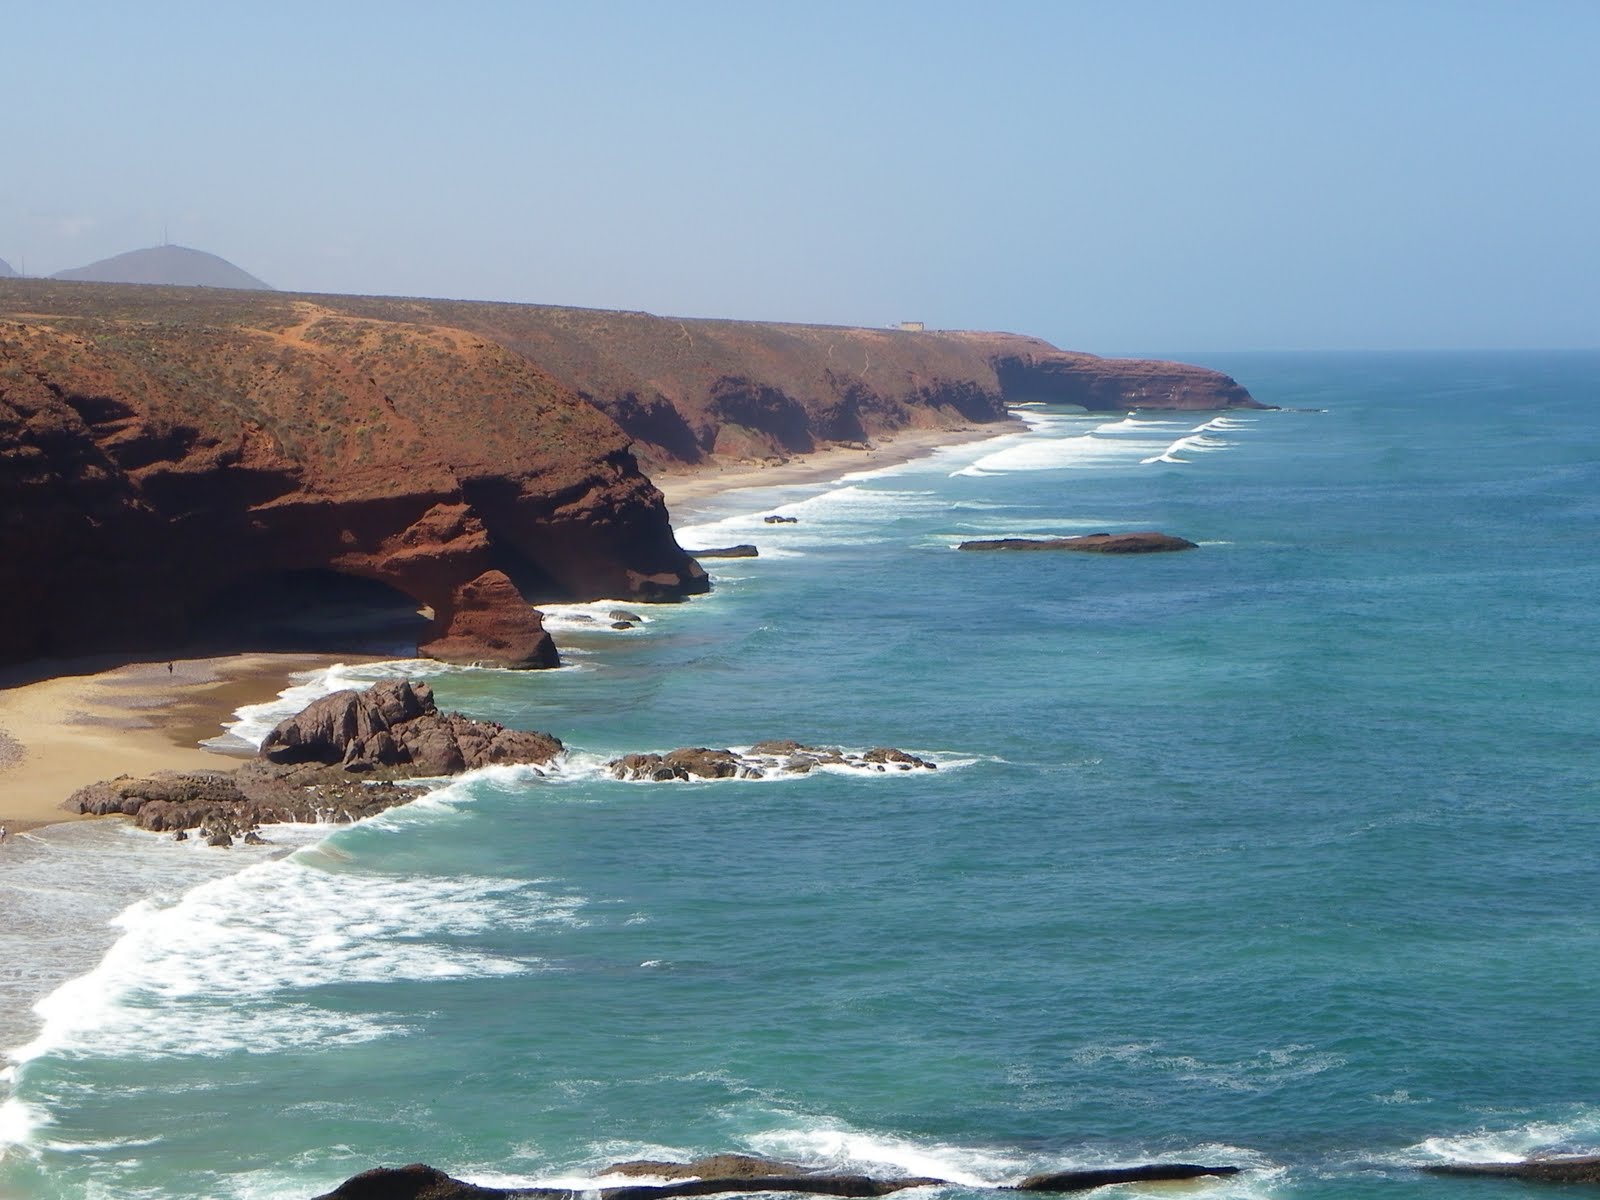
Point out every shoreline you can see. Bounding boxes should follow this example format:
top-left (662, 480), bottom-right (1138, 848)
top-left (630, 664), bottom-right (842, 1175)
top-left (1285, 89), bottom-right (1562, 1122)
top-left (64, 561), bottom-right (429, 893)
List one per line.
top-left (0, 652), bottom-right (348, 833)
top-left (653, 420), bottom-right (1021, 513)
top-left (0, 421), bottom-right (1021, 837)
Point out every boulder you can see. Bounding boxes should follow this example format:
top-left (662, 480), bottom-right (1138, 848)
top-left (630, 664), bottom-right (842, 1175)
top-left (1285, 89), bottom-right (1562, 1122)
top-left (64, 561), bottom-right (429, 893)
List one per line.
top-left (958, 533), bottom-right (1197, 554)
top-left (258, 679), bottom-right (562, 775)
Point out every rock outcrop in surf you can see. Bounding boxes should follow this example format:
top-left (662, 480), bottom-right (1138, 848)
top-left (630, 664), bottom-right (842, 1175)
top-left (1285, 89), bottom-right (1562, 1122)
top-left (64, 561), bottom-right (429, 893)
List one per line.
top-left (311, 1155), bottom-right (1243, 1200)
top-left (958, 532), bottom-right (1199, 553)
top-left (608, 742), bottom-right (937, 781)
top-left (66, 680), bottom-right (563, 836)
top-left (1420, 1156), bottom-right (1600, 1183)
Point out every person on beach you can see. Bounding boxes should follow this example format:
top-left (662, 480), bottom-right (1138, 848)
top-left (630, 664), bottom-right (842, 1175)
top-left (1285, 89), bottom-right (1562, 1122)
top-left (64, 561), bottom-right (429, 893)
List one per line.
top-left (0, 824), bottom-right (7, 843)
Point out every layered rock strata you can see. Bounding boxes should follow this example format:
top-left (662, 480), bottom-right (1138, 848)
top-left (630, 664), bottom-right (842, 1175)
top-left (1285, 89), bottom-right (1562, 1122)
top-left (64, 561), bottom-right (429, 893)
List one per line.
top-left (0, 283), bottom-right (706, 669)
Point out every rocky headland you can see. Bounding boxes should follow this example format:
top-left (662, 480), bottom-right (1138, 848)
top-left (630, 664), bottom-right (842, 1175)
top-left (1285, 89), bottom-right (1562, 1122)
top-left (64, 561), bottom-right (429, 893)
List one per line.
top-left (1, 279), bottom-right (1256, 672)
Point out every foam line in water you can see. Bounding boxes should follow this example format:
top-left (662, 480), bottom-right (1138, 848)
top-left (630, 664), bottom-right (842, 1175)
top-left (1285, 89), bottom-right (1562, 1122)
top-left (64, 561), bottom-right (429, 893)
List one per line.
top-left (1396, 1110), bottom-right (1600, 1165)
top-left (7, 820), bottom-right (583, 1069)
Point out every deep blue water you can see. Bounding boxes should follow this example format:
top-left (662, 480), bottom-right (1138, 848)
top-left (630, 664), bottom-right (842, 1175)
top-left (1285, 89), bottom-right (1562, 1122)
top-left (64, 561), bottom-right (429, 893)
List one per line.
top-left (3, 351), bottom-right (1599, 1199)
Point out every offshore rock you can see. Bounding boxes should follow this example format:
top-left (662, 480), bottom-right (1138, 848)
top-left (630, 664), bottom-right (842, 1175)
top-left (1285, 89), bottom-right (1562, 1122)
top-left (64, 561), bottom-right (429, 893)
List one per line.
top-left (683, 545), bottom-right (759, 558)
top-left (1015, 1164), bottom-right (1242, 1190)
top-left (311, 1156), bottom-right (1248, 1200)
top-left (1421, 1156), bottom-right (1600, 1183)
top-left (958, 532), bottom-right (1198, 554)
top-left (608, 743), bottom-right (936, 781)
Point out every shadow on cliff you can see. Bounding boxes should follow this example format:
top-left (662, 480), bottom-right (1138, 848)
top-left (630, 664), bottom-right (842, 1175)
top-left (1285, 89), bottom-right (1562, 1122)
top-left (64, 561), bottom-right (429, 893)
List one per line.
top-left (190, 570), bottom-right (435, 657)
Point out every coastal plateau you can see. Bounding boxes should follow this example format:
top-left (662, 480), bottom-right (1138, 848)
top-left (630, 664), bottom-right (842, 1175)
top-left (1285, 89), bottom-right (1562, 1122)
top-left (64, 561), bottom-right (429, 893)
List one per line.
top-left (0, 278), bottom-right (1259, 669)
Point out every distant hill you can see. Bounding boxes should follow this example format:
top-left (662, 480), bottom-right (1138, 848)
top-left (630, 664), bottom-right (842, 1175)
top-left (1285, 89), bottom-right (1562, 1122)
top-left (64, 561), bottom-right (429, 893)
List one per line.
top-left (0, 258), bottom-right (16, 278)
top-left (51, 244), bottom-right (272, 290)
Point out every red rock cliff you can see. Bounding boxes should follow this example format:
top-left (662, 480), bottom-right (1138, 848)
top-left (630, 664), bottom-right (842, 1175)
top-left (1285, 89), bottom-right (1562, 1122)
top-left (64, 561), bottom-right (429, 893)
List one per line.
top-left (0, 284), bottom-right (706, 668)
top-left (0, 281), bottom-right (1258, 669)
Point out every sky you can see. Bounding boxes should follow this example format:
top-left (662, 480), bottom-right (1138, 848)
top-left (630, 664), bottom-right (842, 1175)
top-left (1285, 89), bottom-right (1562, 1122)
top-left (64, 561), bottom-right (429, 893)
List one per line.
top-left (3, 1), bottom-right (1595, 352)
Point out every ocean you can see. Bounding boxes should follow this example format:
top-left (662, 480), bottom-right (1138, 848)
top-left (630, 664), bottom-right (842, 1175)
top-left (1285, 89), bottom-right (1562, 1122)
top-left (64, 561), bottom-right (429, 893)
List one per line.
top-left (2, 350), bottom-right (1598, 1199)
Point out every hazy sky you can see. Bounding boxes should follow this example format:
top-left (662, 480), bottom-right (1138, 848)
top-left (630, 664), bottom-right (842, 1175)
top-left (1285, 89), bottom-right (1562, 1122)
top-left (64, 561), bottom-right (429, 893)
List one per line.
top-left (4, 1), bottom-right (1595, 351)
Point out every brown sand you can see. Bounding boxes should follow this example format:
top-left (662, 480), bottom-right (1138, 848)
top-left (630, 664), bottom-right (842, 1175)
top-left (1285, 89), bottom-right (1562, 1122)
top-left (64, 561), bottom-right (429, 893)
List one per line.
top-left (0, 653), bottom-right (342, 833)
top-left (653, 422), bottom-right (1020, 513)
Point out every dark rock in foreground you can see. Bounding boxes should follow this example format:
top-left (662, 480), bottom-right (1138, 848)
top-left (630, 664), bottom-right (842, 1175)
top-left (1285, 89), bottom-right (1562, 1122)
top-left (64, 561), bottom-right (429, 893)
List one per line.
top-left (763, 515), bottom-right (799, 524)
top-left (1016, 1164), bottom-right (1241, 1190)
top-left (608, 743), bottom-right (937, 782)
top-left (684, 545), bottom-right (760, 558)
top-left (958, 532), bottom-right (1198, 554)
top-left (69, 680), bottom-right (562, 837)
top-left (1421, 1156), bottom-right (1600, 1183)
top-left (312, 1155), bottom-right (1246, 1200)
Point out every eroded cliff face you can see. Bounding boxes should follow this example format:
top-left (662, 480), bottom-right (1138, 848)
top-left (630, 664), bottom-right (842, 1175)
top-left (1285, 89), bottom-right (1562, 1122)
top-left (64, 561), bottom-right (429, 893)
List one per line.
top-left (0, 281), bottom-right (1258, 669)
top-left (322, 300), bottom-right (1263, 469)
top-left (0, 286), bottom-right (706, 668)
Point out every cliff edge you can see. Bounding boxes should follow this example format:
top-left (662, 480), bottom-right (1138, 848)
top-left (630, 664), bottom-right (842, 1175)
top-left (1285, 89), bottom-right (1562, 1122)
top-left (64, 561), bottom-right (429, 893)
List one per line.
top-left (0, 283), bottom-right (706, 668)
top-left (0, 280), bottom-right (1258, 669)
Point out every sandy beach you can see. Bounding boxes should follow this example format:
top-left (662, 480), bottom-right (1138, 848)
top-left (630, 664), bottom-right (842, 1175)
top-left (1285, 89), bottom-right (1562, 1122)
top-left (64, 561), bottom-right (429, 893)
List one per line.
top-left (0, 653), bottom-right (342, 834)
top-left (0, 422), bottom-right (1018, 839)
top-left (652, 421), bottom-right (1019, 511)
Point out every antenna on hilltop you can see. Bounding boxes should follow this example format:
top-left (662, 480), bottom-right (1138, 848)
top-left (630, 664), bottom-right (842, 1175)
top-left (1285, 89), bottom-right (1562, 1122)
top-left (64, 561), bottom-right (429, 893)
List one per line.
top-left (163, 222), bottom-right (170, 247)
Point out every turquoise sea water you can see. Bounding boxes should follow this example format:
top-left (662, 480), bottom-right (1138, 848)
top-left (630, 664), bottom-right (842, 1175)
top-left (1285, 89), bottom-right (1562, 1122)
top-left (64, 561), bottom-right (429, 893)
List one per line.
top-left (3, 351), bottom-right (1599, 1199)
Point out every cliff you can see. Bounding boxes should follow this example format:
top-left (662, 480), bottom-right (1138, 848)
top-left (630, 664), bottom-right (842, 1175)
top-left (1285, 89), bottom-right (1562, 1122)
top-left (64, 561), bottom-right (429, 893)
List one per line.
top-left (0, 279), bottom-right (1258, 669)
top-left (0, 282), bottom-right (706, 668)
top-left (325, 299), bottom-right (1264, 469)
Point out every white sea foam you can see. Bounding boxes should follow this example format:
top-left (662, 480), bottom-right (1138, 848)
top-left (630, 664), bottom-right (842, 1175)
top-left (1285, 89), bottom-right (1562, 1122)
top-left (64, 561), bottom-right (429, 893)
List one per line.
top-left (575, 744), bottom-right (977, 786)
top-left (1398, 1110), bottom-right (1600, 1165)
top-left (539, 599), bottom-right (664, 636)
top-left (7, 818), bottom-right (580, 1068)
top-left (679, 486), bottom-right (949, 558)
